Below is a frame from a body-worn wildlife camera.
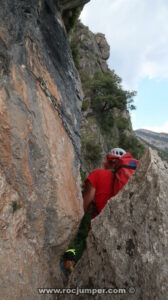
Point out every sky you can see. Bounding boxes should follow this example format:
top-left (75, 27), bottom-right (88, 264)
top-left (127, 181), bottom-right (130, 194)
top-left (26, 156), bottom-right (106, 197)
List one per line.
top-left (80, 0), bottom-right (168, 133)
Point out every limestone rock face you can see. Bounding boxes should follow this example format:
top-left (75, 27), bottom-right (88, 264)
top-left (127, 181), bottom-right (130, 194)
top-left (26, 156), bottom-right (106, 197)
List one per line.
top-left (0, 0), bottom-right (84, 298)
top-left (70, 22), bottom-right (112, 173)
top-left (71, 22), bottom-right (137, 174)
top-left (69, 148), bottom-right (168, 300)
top-left (71, 22), bottom-right (110, 76)
top-left (57, 0), bottom-right (90, 11)
top-left (95, 33), bottom-right (110, 60)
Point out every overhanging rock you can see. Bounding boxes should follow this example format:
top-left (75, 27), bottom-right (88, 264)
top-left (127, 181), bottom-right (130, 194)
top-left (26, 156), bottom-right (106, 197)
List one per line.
top-left (57, 0), bottom-right (90, 11)
top-left (68, 148), bottom-right (168, 300)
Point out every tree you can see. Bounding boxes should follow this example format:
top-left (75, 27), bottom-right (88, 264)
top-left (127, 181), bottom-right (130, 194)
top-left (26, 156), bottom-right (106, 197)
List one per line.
top-left (90, 71), bottom-right (136, 112)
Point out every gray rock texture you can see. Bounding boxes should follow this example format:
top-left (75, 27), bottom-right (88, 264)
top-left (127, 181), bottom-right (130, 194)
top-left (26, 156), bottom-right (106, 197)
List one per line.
top-left (57, 0), bottom-right (90, 11)
top-left (68, 148), bottom-right (168, 300)
top-left (70, 22), bottom-right (135, 174)
top-left (70, 22), bottom-right (111, 173)
top-left (0, 0), bottom-right (85, 298)
top-left (95, 33), bottom-right (110, 60)
top-left (71, 22), bottom-right (110, 76)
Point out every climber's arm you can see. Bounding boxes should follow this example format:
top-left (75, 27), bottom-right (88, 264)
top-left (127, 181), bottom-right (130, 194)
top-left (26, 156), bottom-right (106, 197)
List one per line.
top-left (83, 181), bottom-right (96, 213)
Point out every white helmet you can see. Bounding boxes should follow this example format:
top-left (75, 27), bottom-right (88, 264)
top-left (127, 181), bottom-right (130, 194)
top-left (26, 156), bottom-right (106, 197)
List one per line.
top-left (107, 147), bottom-right (126, 158)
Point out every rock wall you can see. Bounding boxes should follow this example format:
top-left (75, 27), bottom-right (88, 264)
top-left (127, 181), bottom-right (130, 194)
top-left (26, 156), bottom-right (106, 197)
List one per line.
top-left (70, 22), bottom-right (111, 173)
top-left (69, 148), bottom-right (168, 300)
top-left (0, 0), bottom-right (84, 298)
top-left (57, 0), bottom-right (90, 11)
top-left (71, 22), bottom-right (110, 76)
top-left (70, 22), bottom-right (137, 174)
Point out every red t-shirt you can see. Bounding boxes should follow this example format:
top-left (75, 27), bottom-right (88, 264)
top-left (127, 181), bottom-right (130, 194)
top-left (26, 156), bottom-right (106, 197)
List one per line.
top-left (85, 169), bottom-right (114, 213)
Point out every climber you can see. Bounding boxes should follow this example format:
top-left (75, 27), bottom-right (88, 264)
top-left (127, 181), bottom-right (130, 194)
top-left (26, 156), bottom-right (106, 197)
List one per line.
top-left (83, 147), bottom-right (137, 215)
top-left (60, 248), bottom-right (76, 277)
top-left (61, 148), bottom-right (139, 275)
top-left (112, 149), bottom-right (139, 196)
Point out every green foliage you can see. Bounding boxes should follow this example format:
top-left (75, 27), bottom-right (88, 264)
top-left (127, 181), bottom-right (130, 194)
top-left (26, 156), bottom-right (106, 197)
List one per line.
top-left (82, 99), bottom-right (90, 111)
top-left (119, 133), bottom-right (145, 159)
top-left (80, 168), bottom-right (86, 183)
top-left (84, 140), bottom-right (102, 164)
top-left (79, 71), bottom-right (92, 94)
top-left (62, 8), bottom-right (81, 34)
top-left (82, 71), bottom-right (136, 132)
top-left (70, 41), bottom-right (79, 68)
top-left (90, 71), bottom-right (127, 112)
top-left (12, 201), bottom-right (21, 213)
top-left (98, 113), bottom-right (114, 132)
top-left (90, 71), bottom-right (136, 111)
top-left (80, 70), bottom-right (139, 160)
top-left (127, 98), bottom-right (136, 110)
top-left (116, 117), bottom-right (129, 131)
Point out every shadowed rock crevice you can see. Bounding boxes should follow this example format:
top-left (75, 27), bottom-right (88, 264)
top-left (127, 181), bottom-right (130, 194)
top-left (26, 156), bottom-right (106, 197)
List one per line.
top-left (0, 38), bottom-right (10, 78)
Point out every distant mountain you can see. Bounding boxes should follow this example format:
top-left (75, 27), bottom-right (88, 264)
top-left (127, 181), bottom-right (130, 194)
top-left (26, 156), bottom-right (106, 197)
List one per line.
top-left (135, 129), bottom-right (168, 161)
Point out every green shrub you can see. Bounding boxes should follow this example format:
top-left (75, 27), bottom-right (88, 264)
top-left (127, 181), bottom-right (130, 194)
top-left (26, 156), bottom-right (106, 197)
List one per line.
top-left (90, 71), bottom-right (127, 112)
top-left (127, 98), bottom-right (136, 110)
top-left (70, 42), bottom-right (79, 68)
top-left (84, 71), bottom-right (136, 133)
top-left (84, 141), bottom-right (102, 164)
top-left (98, 113), bottom-right (114, 132)
top-left (62, 8), bottom-right (81, 34)
top-left (117, 117), bottom-right (129, 131)
top-left (82, 99), bottom-right (90, 112)
top-left (119, 133), bottom-right (145, 159)
top-left (90, 71), bottom-right (136, 111)
top-left (80, 168), bottom-right (86, 183)
top-left (79, 71), bottom-right (92, 94)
